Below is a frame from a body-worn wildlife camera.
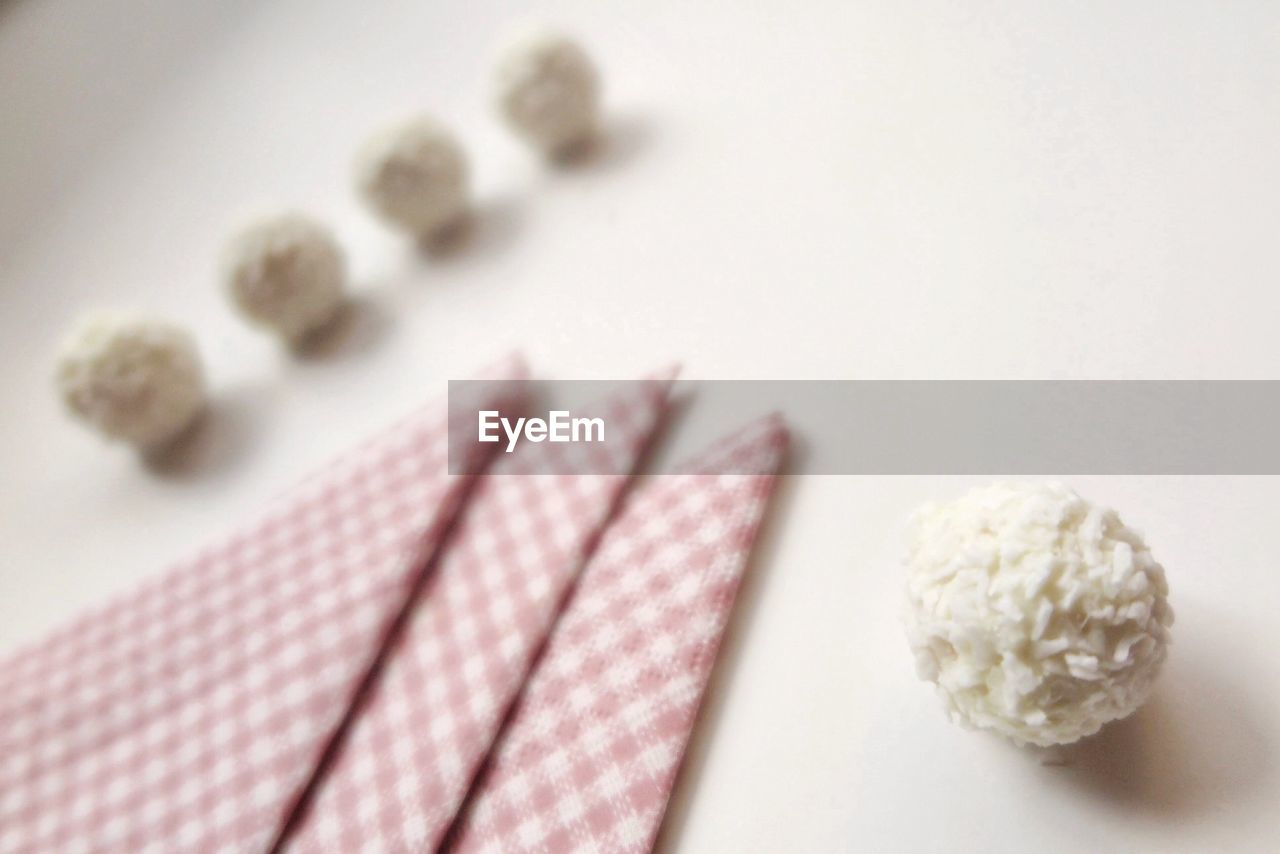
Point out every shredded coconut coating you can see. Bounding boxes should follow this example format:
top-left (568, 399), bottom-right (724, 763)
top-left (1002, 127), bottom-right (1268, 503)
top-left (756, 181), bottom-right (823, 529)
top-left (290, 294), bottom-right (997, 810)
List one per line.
top-left (904, 482), bottom-right (1173, 747)
top-left (355, 116), bottom-right (468, 237)
top-left (55, 312), bottom-right (206, 448)
top-left (221, 212), bottom-right (346, 342)
top-left (495, 32), bottom-right (599, 154)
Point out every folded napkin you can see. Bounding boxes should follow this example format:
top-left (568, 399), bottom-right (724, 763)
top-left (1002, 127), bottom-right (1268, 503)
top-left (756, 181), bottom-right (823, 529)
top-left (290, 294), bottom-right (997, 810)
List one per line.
top-left (282, 376), bottom-right (675, 852)
top-left (445, 414), bottom-right (787, 854)
top-left (0, 359), bottom-right (526, 853)
top-left (0, 363), bottom-right (787, 854)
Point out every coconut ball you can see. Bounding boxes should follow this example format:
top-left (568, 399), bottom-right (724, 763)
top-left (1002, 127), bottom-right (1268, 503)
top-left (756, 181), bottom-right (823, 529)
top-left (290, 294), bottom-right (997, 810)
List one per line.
top-left (221, 212), bottom-right (346, 342)
top-left (903, 481), bottom-right (1173, 747)
top-left (495, 32), bottom-right (600, 155)
top-left (55, 312), bottom-right (206, 448)
top-left (355, 116), bottom-right (468, 238)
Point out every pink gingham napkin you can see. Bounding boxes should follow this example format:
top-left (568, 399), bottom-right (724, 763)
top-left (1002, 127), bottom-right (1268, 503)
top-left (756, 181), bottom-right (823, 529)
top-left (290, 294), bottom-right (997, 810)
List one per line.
top-left (281, 375), bottom-right (675, 852)
top-left (445, 413), bottom-right (788, 854)
top-left (0, 358), bottom-right (526, 854)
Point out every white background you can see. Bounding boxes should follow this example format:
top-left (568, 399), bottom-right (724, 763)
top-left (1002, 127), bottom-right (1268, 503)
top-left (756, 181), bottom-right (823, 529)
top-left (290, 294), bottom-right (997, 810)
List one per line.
top-left (2, 1), bottom-right (1279, 851)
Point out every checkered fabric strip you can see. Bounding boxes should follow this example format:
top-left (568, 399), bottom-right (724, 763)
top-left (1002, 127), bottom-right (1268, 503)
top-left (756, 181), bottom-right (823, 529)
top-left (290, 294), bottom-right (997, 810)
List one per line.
top-left (0, 358), bottom-right (526, 854)
top-left (446, 413), bottom-right (788, 854)
top-left (283, 376), bottom-right (674, 854)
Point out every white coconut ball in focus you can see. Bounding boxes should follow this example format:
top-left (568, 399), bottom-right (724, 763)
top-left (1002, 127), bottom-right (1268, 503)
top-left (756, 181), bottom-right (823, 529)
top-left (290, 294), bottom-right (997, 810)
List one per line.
top-left (355, 116), bottom-right (468, 238)
top-left (495, 32), bottom-right (600, 155)
top-left (904, 482), bottom-right (1173, 747)
top-left (221, 212), bottom-right (346, 342)
top-left (55, 312), bottom-right (206, 449)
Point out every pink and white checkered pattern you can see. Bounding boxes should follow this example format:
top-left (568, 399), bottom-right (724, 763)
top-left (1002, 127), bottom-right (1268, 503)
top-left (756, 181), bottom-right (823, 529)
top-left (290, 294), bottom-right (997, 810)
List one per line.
top-left (446, 414), bottom-right (788, 854)
top-left (0, 359), bottom-right (526, 854)
top-left (282, 377), bottom-right (674, 853)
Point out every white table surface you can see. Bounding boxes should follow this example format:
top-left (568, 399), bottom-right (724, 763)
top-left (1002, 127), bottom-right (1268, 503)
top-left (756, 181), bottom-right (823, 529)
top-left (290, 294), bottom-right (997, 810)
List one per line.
top-left (2, 1), bottom-right (1278, 851)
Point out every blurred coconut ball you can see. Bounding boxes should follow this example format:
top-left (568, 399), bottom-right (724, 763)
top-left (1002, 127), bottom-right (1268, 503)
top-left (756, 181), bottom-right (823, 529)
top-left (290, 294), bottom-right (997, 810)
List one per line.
top-left (903, 481), bottom-right (1173, 747)
top-left (355, 116), bottom-right (468, 238)
top-left (55, 312), bottom-right (206, 448)
top-left (221, 212), bottom-right (346, 342)
top-left (495, 32), bottom-right (600, 155)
